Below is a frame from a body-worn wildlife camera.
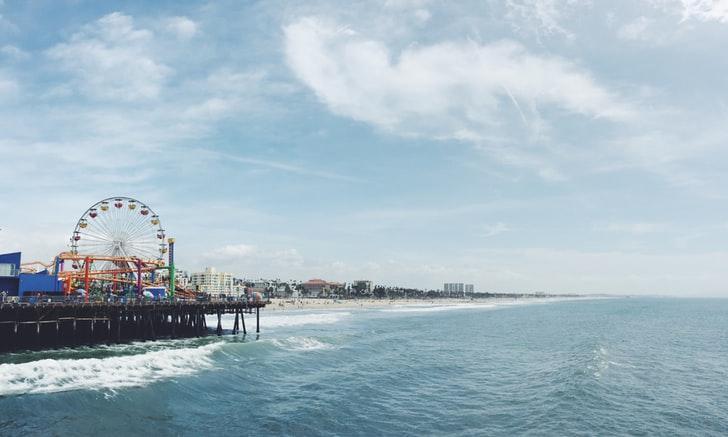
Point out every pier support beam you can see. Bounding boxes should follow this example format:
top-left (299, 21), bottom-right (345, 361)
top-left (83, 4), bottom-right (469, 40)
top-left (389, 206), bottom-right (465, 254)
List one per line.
top-left (241, 308), bottom-right (247, 335)
top-left (171, 307), bottom-right (177, 338)
top-left (233, 309), bottom-right (239, 335)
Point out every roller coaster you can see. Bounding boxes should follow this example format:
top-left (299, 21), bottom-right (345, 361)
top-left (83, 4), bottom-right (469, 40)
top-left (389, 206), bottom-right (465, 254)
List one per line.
top-left (20, 197), bottom-right (185, 302)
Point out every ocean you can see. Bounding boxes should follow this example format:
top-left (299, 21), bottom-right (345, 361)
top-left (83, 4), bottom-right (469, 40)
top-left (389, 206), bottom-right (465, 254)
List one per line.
top-left (1, 298), bottom-right (727, 436)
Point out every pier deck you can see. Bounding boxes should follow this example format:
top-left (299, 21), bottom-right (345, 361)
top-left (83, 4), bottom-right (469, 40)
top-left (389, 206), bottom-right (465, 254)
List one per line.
top-left (0, 300), bottom-right (265, 353)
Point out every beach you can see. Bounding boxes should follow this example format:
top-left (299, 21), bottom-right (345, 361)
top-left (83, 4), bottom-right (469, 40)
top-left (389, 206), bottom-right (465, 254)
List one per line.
top-left (265, 296), bottom-right (573, 311)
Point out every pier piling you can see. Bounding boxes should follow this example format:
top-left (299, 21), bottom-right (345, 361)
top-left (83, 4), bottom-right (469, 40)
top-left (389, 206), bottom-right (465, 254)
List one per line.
top-left (232, 309), bottom-right (240, 335)
top-left (241, 309), bottom-right (247, 335)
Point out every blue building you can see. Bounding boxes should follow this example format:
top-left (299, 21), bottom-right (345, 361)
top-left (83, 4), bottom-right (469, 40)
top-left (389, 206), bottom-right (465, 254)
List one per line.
top-left (0, 252), bottom-right (63, 297)
top-left (0, 252), bottom-right (21, 296)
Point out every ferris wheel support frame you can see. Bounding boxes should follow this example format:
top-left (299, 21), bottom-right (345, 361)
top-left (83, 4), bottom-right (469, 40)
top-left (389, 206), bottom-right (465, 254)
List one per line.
top-left (57, 252), bottom-right (170, 301)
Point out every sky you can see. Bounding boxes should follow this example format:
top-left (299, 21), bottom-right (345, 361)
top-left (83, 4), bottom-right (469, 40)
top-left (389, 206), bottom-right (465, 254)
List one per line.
top-left (1, 0), bottom-right (728, 296)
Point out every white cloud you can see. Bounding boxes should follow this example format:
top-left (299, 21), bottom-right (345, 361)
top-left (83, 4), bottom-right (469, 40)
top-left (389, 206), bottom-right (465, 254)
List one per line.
top-left (1, 44), bottom-right (29, 60)
top-left (480, 222), bottom-right (511, 238)
top-left (46, 12), bottom-right (171, 101)
top-left (331, 260), bottom-right (346, 270)
top-left (284, 17), bottom-right (632, 134)
top-left (596, 121), bottom-right (728, 191)
top-left (164, 16), bottom-right (198, 39)
top-left (679, 0), bottom-right (728, 22)
top-left (0, 9), bottom-right (303, 256)
top-left (383, 0), bottom-right (432, 9)
top-left (0, 12), bottom-right (297, 185)
top-left (595, 222), bottom-right (670, 234)
top-left (179, 70), bottom-right (269, 121)
top-left (284, 17), bottom-right (633, 178)
top-left (0, 73), bottom-right (18, 97)
top-left (203, 244), bottom-right (258, 258)
top-left (200, 244), bottom-right (305, 275)
top-left (414, 9), bottom-right (432, 24)
top-left (617, 16), bottom-right (656, 40)
top-left (505, 0), bottom-right (583, 40)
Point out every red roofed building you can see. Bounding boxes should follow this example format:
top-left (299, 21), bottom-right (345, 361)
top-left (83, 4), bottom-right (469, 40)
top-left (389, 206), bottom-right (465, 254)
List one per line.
top-left (301, 278), bottom-right (344, 297)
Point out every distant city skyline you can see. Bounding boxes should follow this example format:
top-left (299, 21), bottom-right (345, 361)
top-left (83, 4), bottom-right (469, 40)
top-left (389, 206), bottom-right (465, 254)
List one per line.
top-left (1, 1), bottom-right (728, 296)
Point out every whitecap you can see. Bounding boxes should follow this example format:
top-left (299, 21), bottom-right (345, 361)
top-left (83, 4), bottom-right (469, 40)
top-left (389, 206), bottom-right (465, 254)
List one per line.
top-left (380, 304), bottom-right (496, 313)
top-left (0, 343), bottom-right (223, 397)
top-left (589, 346), bottom-right (614, 378)
top-left (270, 336), bottom-right (335, 351)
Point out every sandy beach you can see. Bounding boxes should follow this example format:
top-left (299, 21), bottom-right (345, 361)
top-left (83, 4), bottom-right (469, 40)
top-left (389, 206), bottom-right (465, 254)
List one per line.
top-left (265, 297), bottom-right (554, 311)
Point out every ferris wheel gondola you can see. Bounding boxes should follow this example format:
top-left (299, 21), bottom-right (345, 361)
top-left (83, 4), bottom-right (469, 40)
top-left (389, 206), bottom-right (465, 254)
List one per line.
top-left (69, 197), bottom-right (167, 270)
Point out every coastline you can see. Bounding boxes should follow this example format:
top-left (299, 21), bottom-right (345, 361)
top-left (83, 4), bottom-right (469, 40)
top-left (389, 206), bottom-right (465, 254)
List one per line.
top-left (265, 296), bottom-right (590, 312)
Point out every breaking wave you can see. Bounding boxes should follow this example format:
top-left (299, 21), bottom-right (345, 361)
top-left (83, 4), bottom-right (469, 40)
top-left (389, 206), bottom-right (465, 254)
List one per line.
top-left (0, 343), bottom-right (223, 397)
top-left (270, 337), bottom-right (335, 351)
top-left (380, 297), bottom-right (593, 314)
top-left (380, 304), bottom-right (497, 313)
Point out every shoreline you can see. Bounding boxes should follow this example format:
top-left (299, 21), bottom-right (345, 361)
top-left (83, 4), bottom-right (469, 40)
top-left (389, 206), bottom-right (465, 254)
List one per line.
top-left (266, 296), bottom-right (593, 312)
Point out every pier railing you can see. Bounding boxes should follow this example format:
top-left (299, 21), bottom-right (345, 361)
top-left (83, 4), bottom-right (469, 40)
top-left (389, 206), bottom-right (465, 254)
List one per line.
top-left (1, 295), bottom-right (268, 305)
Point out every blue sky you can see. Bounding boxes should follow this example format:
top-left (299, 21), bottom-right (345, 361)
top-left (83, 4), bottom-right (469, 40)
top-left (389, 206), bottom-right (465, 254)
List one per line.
top-left (1, 0), bottom-right (728, 295)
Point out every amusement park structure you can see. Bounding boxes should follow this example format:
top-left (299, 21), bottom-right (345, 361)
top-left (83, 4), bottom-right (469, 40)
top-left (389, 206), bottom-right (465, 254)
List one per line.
top-left (5, 197), bottom-right (182, 301)
top-left (0, 195), bottom-right (267, 353)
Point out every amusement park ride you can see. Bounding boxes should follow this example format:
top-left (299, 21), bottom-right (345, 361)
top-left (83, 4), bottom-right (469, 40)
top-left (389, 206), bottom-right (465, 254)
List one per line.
top-left (23, 197), bottom-right (184, 302)
top-left (1, 196), bottom-right (266, 352)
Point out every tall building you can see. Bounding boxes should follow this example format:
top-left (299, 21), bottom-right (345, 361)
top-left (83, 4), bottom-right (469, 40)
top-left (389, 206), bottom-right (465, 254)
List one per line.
top-left (353, 280), bottom-right (373, 295)
top-left (175, 270), bottom-right (190, 288)
top-left (444, 283), bottom-right (474, 295)
top-left (190, 267), bottom-right (233, 295)
top-left (443, 283), bottom-right (464, 294)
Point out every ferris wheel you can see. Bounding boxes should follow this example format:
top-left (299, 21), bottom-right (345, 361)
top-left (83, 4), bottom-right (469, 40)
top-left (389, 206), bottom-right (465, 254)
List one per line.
top-left (70, 197), bottom-right (167, 265)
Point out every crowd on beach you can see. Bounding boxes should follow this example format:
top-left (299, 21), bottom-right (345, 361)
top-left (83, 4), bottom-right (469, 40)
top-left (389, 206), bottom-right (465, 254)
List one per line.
top-left (265, 296), bottom-right (555, 311)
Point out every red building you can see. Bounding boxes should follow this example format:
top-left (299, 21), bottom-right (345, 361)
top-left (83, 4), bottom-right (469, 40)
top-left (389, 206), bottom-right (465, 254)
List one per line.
top-left (301, 278), bottom-right (344, 297)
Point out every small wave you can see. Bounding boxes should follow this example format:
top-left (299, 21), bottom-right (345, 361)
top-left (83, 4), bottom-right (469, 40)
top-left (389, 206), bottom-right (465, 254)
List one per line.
top-left (265, 312), bottom-right (351, 328)
top-left (380, 297), bottom-right (594, 314)
top-left (270, 337), bottom-right (335, 351)
top-left (381, 304), bottom-right (496, 313)
top-left (0, 343), bottom-right (223, 397)
top-left (588, 346), bottom-right (617, 378)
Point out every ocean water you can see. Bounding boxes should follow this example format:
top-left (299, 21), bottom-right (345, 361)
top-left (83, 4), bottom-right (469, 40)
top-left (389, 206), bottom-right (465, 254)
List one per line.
top-left (1, 298), bottom-right (727, 436)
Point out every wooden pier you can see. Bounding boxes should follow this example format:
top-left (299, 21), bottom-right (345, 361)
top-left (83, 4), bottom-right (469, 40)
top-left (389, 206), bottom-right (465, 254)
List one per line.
top-left (0, 300), bottom-right (265, 353)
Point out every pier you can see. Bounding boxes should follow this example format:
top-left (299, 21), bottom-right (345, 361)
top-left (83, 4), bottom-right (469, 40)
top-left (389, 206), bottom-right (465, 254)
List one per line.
top-left (0, 299), bottom-right (266, 353)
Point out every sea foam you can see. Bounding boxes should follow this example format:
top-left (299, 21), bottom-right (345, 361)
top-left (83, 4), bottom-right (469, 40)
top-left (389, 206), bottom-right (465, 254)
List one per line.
top-left (270, 336), bottom-right (335, 351)
top-left (380, 303), bottom-right (497, 313)
top-left (0, 343), bottom-right (222, 397)
top-left (380, 297), bottom-right (593, 313)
